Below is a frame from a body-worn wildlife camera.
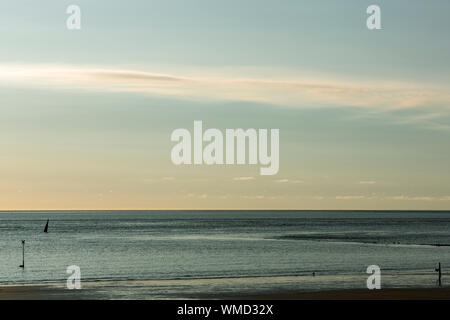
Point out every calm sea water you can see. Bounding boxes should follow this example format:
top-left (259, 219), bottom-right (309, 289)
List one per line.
top-left (0, 211), bottom-right (449, 286)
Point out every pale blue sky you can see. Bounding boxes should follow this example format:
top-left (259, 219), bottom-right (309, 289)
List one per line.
top-left (2, 1), bottom-right (450, 79)
top-left (0, 1), bottom-right (449, 209)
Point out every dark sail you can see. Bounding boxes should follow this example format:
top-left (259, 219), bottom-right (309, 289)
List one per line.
top-left (44, 219), bottom-right (49, 233)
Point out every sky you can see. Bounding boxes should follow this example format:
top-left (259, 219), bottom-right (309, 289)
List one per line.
top-left (0, 0), bottom-right (449, 210)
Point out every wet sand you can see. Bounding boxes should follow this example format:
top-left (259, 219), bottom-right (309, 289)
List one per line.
top-left (224, 288), bottom-right (450, 300)
top-left (0, 281), bottom-right (449, 300)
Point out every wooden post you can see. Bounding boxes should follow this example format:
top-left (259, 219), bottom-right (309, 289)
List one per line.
top-left (435, 262), bottom-right (442, 287)
top-left (19, 240), bottom-right (25, 268)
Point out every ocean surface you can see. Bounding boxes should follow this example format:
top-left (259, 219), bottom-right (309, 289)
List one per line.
top-left (0, 210), bottom-right (449, 296)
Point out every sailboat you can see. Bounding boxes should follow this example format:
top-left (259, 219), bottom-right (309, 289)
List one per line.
top-left (44, 219), bottom-right (49, 233)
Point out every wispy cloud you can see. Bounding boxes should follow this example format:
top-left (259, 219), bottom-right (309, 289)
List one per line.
top-left (387, 195), bottom-right (450, 201)
top-left (335, 195), bottom-right (366, 200)
top-left (142, 176), bottom-right (176, 183)
top-left (184, 193), bottom-right (208, 199)
top-left (359, 180), bottom-right (377, 185)
top-left (233, 176), bottom-right (255, 181)
top-left (1, 64), bottom-right (449, 113)
top-left (241, 195), bottom-right (265, 199)
top-left (334, 194), bottom-right (450, 201)
top-left (275, 179), bottom-right (303, 184)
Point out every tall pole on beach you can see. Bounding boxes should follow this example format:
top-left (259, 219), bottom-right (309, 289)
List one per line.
top-left (435, 262), bottom-right (442, 287)
top-left (19, 240), bottom-right (25, 268)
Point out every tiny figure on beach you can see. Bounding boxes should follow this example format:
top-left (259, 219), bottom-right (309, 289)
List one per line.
top-left (435, 262), bottom-right (442, 287)
top-left (312, 272), bottom-right (315, 277)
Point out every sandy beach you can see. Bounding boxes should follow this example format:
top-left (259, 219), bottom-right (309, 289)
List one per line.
top-left (1, 284), bottom-right (449, 300)
top-left (230, 288), bottom-right (450, 300)
top-left (0, 276), bottom-right (448, 300)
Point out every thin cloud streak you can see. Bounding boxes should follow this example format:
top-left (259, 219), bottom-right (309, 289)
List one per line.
top-left (1, 64), bottom-right (449, 112)
top-left (359, 181), bottom-right (377, 185)
top-left (233, 177), bottom-right (255, 181)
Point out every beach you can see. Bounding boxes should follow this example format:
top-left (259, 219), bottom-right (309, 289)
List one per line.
top-left (1, 282), bottom-right (449, 300)
top-left (0, 273), bottom-right (448, 300)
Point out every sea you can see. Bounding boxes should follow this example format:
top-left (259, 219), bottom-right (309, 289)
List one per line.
top-left (0, 210), bottom-right (449, 298)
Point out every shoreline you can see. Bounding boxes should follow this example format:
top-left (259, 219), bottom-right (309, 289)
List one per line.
top-left (0, 267), bottom-right (439, 285)
top-left (0, 274), bottom-right (448, 300)
top-left (219, 288), bottom-right (450, 300)
top-left (1, 284), bottom-right (449, 300)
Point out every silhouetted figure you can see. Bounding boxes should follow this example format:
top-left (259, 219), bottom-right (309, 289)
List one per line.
top-left (435, 263), bottom-right (442, 287)
top-left (44, 219), bottom-right (49, 233)
top-left (19, 240), bottom-right (25, 268)
top-left (312, 272), bottom-right (315, 277)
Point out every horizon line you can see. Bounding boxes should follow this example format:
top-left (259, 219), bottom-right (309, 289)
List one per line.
top-left (1, 209), bottom-right (449, 212)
